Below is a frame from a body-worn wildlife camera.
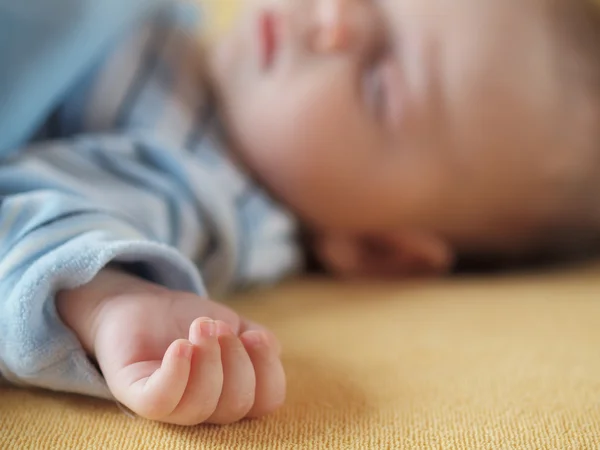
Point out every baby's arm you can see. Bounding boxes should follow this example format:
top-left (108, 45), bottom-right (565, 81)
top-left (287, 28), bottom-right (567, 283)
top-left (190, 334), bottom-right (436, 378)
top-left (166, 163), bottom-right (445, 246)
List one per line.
top-left (0, 4), bottom-right (286, 424)
top-left (0, 133), bottom-right (284, 425)
top-left (56, 267), bottom-right (284, 424)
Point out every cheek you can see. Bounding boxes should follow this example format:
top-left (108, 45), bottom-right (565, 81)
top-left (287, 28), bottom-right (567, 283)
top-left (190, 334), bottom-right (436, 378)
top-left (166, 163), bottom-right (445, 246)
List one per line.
top-left (226, 66), bottom-right (406, 228)
top-left (239, 73), bottom-right (353, 167)
top-left (233, 92), bottom-right (374, 226)
top-left (232, 87), bottom-right (337, 196)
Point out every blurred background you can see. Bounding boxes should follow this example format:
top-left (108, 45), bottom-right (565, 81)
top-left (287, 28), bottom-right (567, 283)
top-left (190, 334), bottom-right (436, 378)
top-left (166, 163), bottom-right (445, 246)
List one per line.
top-left (201, 0), bottom-right (239, 36)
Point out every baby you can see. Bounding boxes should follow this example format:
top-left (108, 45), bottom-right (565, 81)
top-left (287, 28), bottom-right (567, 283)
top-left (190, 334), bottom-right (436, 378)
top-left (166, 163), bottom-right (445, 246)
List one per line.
top-left (1, 0), bottom-right (600, 426)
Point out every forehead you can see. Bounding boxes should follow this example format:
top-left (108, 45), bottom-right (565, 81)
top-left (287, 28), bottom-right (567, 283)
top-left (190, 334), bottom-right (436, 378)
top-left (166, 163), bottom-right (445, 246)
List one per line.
top-left (378, 0), bottom-right (552, 44)
top-left (375, 0), bottom-right (556, 98)
top-left (376, 0), bottom-right (558, 116)
top-left (379, 0), bottom-right (544, 17)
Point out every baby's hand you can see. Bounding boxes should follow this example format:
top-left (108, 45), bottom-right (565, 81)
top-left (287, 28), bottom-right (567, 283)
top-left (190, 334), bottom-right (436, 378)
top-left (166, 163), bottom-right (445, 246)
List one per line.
top-left (57, 269), bottom-right (285, 425)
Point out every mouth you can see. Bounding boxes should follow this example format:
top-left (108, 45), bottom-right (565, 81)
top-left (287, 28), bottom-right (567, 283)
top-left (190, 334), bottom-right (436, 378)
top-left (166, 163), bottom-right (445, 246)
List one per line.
top-left (258, 9), bottom-right (279, 71)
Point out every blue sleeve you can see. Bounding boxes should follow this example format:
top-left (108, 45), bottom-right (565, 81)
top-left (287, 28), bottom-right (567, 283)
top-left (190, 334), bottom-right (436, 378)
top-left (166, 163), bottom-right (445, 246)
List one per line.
top-left (0, 0), bottom-right (170, 155)
top-left (0, 134), bottom-right (212, 398)
top-left (0, 6), bottom-right (219, 396)
top-left (0, 2), bottom-right (300, 399)
top-left (0, 4), bottom-right (244, 398)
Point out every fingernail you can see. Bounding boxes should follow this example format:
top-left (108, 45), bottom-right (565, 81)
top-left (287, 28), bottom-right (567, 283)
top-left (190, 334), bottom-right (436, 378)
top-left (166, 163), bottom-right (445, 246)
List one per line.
top-left (244, 331), bottom-right (266, 348)
top-left (199, 319), bottom-right (216, 338)
top-left (179, 343), bottom-right (193, 359)
top-left (215, 320), bottom-right (231, 337)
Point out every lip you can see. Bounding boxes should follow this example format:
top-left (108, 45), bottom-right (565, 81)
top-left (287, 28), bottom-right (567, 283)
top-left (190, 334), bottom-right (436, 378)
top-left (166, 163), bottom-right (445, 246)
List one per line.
top-left (258, 9), bottom-right (279, 71)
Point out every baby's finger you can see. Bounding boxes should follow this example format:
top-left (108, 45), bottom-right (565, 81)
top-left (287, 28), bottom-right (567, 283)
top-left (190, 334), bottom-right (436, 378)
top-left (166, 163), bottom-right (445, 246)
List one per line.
top-left (240, 330), bottom-right (286, 418)
top-left (207, 321), bottom-right (256, 424)
top-left (238, 319), bottom-right (281, 355)
top-left (167, 318), bottom-right (223, 425)
top-left (121, 339), bottom-right (192, 421)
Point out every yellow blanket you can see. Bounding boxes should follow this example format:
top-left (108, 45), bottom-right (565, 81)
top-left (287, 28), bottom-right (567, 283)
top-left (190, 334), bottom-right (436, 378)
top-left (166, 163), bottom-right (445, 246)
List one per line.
top-left (2, 265), bottom-right (600, 449)
top-left (2, 2), bottom-right (600, 448)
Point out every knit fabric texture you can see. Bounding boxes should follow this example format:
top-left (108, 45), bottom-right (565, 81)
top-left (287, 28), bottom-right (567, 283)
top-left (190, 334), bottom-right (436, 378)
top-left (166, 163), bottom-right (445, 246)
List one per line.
top-left (2, 266), bottom-right (600, 449)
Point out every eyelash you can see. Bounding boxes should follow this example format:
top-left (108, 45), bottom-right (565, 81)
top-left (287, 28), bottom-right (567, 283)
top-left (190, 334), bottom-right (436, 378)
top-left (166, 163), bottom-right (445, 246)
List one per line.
top-left (360, 0), bottom-right (393, 122)
top-left (363, 52), bottom-right (390, 121)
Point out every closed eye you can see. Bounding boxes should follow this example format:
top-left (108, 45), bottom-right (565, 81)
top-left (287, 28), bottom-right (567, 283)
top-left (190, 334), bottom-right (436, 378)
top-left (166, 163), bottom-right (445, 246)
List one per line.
top-left (363, 55), bottom-right (391, 122)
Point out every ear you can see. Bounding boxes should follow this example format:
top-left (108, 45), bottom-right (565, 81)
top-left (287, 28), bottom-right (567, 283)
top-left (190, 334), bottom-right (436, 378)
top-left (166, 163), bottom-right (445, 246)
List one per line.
top-left (312, 231), bottom-right (455, 279)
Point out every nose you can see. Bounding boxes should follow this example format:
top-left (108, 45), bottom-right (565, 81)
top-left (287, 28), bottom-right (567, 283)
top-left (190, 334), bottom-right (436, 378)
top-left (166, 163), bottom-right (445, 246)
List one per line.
top-left (311, 0), bottom-right (379, 55)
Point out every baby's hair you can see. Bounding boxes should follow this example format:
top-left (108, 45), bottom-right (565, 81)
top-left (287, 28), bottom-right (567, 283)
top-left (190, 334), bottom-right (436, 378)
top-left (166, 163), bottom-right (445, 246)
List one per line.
top-left (551, 0), bottom-right (600, 91)
top-left (544, 0), bottom-right (600, 262)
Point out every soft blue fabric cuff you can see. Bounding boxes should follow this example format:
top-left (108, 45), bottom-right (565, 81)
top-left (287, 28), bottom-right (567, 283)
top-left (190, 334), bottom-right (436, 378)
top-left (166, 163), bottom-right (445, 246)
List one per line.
top-left (0, 233), bottom-right (205, 399)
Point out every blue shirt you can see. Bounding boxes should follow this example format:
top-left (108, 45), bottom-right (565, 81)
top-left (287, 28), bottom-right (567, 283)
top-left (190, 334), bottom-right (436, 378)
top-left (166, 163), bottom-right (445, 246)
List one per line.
top-left (0, 1), bottom-right (302, 398)
top-left (0, 0), bottom-right (168, 154)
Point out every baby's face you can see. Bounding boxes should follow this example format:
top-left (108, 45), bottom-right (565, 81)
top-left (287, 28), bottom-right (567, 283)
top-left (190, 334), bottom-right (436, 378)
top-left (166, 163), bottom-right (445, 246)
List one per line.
top-left (212, 0), bottom-right (591, 255)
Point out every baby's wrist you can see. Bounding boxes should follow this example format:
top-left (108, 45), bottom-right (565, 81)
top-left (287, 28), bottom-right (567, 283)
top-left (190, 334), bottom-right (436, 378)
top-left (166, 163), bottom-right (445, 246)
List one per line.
top-left (56, 267), bottom-right (139, 356)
